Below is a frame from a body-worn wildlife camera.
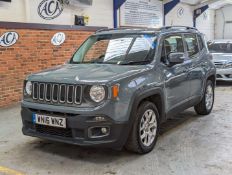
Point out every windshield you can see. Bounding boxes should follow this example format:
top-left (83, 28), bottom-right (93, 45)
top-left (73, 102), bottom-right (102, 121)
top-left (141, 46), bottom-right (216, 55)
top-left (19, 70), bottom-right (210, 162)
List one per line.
top-left (70, 34), bottom-right (157, 65)
top-left (208, 42), bottom-right (232, 53)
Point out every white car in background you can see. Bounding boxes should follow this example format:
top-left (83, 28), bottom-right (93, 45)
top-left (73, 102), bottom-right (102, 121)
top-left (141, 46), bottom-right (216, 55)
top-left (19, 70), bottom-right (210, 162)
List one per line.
top-left (208, 40), bottom-right (232, 81)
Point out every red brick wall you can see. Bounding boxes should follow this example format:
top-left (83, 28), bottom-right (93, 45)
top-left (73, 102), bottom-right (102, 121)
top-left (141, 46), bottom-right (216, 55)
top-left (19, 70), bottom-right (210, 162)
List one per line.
top-left (0, 24), bottom-right (100, 108)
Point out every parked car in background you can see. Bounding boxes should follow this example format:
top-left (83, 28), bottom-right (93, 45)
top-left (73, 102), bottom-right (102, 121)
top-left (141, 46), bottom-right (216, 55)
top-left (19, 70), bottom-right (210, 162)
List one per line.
top-left (208, 40), bottom-right (232, 81)
top-left (21, 26), bottom-right (216, 154)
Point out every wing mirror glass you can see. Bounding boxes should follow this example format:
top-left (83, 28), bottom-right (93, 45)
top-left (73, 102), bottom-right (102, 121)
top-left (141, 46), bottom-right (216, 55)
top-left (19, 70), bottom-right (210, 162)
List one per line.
top-left (168, 52), bottom-right (185, 66)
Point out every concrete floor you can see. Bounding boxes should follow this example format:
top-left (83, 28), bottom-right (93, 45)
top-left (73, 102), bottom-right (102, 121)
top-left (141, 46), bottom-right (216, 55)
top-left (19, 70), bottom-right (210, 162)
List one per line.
top-left (0, 84), bottom-right (232, 175)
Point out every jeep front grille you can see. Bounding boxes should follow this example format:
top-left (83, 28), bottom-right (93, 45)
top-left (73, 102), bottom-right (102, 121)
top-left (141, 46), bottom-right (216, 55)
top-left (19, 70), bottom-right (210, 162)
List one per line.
top-left (32, 82), bottom-right (82, 105)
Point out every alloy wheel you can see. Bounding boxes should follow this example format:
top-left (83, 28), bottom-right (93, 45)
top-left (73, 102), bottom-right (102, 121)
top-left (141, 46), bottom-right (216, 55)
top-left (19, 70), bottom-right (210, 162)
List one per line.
top-left (139, 109), bottom-right (157, 147)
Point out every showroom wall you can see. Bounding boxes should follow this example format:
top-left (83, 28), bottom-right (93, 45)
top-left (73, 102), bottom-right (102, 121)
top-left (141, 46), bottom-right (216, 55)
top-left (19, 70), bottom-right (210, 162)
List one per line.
top-left (165, 2), bottom-right (215, 40)
top-left (165, 3), bottom-right (193, 27)
top-left (196, 9), bottom-right (215, 41)
top-left (0, 23), bottom-right (100, 107)
top-left (0, 0), bottom-right (216, 40)
top-left (215, 5), bottom-right (232, 39)
top-left (0, 0), bottom-right (113, 27)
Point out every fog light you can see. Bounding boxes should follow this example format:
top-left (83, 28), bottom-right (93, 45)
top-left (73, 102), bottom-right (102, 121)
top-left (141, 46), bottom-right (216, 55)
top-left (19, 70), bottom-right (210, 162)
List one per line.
top-left (88, 126), bottom-right (110, 138)
top-left (101, 127), bottom-right (107, 134)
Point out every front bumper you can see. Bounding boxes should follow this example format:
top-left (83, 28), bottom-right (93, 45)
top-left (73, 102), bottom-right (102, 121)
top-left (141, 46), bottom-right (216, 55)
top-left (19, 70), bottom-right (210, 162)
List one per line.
top-left (21, 107), bottom-right (129, 149)
top-left (216, 68), bottom-right (232, 81)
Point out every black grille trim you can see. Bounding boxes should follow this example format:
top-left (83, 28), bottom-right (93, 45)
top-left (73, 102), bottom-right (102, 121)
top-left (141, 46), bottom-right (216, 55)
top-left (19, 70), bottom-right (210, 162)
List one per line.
top-left (52, 84), bottom-right (59, 102)
top-left (59, 84), bottom-right (66, 103)
top-left (39, 83), bottom-right (45, 101)
top-left (45, 83), bottom-right (52, 102)
top-left (35, 124), bottom-right (72, 138)
top-left (32, 82), bottom-right (39, 100)
top-left (32, 82), bottom-right (82, 105)
top-left (67, 85), bottom-right (74, 104)
top-left (75, 86), bottom-right (82, 104)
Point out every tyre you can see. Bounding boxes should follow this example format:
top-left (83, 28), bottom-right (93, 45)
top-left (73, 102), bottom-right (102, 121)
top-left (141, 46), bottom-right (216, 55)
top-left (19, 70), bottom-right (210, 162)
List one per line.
top-left (194, 80), bottom-right (214, 115)
top-left (125, 101), bottom-right (160, 154)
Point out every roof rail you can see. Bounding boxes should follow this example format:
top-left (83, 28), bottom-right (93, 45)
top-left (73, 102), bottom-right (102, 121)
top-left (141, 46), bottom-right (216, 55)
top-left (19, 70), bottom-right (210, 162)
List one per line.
top-left (95, 27), bottom-right (158, 33)
top-left (96, 27), bottom-right (136, 33)
top-left (160, 26), bottom-right (198, 31)
top-left (96, 26), bottom-right (198, 34)
top-left (95, 28), bottom-right (110, 33)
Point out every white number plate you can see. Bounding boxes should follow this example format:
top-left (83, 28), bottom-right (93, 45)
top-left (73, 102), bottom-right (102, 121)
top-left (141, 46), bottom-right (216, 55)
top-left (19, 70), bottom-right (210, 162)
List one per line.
top-left (32, 114), bottom-right (66, 128)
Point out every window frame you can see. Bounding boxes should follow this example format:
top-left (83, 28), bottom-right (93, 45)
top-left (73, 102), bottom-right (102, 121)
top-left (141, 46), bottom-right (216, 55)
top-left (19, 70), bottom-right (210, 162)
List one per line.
top-left (196, 34), bottom-right (205, 52)
top-left (183, 33), bottom-right (200, 59)
top-left (160, 33), bottom-right (185, 64)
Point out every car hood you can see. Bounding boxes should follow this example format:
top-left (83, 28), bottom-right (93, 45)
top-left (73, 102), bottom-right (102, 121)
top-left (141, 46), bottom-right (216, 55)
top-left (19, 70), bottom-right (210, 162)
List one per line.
top-left (212, 53), bottom-right (232, 63)
top-left (28, 64), bottom-right (152, 84)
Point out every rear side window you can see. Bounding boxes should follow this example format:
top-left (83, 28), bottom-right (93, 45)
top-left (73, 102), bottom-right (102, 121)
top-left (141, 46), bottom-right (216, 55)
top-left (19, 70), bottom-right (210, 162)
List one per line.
top-left (184, 34), bottom-right (199, 58)
top-left (197, 35), bottom-right (204, 51)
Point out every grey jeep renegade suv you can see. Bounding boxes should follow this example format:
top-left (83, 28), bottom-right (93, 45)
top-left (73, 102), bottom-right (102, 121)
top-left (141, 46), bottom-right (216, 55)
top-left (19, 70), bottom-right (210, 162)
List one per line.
top-left (21, 26), bottom-right (216, 154)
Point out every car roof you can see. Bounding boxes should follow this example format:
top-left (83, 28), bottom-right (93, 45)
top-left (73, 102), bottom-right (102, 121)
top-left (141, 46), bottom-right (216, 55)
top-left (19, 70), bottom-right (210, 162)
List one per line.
top-left (95, 26), bottom-right (200, 35)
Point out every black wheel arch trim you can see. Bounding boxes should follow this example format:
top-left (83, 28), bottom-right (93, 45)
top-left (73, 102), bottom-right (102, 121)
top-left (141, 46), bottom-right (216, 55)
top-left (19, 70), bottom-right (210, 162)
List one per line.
top-left (130, 87), bottom-right (165, 122)
top-left (121, 87), bottom-right (165, 147)
top-left (203, 71), bottom-right (216, 92)
top-left (199, 70), bottom-right (216, 101)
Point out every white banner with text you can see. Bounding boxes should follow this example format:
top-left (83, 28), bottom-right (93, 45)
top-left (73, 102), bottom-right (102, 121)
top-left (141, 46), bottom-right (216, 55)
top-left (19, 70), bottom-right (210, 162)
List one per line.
top-left (119, 0), bottom-right (163, 28)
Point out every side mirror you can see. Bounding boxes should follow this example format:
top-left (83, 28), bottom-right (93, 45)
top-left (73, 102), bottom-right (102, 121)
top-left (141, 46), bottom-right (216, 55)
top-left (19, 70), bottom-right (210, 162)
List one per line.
top-left (168, 52), bottom-right (185, 65)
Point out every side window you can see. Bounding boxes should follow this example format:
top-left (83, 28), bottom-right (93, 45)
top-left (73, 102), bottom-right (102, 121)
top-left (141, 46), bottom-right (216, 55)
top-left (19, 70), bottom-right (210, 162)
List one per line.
top-left (197, 35), bottom-right (204, 51)
top-left (184, 34), bottom-right (199, 58)
top-left (161, 35), bottom-right (184, 64)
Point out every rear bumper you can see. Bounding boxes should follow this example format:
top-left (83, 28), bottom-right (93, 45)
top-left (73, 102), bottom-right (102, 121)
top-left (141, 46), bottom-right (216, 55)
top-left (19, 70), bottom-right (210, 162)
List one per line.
top-left (216, 68), bottom-right (232, 81)
top-left (21, 107), bottom-right (129, 149)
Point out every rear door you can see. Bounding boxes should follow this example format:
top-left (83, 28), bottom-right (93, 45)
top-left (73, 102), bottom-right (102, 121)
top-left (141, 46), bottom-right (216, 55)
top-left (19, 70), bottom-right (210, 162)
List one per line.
top-left (183, 33), bottom-right (204, 98)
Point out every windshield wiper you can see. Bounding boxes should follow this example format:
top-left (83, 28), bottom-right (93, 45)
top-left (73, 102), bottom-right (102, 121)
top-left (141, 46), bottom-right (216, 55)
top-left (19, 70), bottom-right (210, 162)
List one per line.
top-left (120, 60), bottom-right (152, 65)
top-left (72, 62), bottom-right (91, 64)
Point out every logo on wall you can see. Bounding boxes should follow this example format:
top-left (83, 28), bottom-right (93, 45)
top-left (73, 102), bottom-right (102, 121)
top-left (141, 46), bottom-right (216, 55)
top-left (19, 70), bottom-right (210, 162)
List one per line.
top-left (0, 32), bottom-right (19, 47)
top-left (203, 12), bottom-right (208, 20)
top-left (177, 7), bottom-right (184, 18)
top-left (51, 32), bottom-right (66, 46)
top-left (38, 0), bottom-right (64, 20)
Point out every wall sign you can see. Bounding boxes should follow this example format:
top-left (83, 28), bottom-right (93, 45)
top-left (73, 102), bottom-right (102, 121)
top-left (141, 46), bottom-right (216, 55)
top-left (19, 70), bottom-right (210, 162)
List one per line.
top-left (51, 32), bottom-right (65, 46)
top-left (177, 7), bottom-right (184, 18)
top-left (38, 0), bottom-right (63, 20)
top-left (0, 32), bottom-right (19, 47)
top-left (203, 12), bottom-right (208, 20)
top-left (119, 0), bottom-right (163, 28)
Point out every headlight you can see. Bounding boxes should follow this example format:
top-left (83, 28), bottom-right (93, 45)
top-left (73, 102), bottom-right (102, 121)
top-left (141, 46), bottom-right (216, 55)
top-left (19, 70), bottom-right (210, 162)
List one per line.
top-left (89, 85), bottom-right (105, 102)
top-left (25, 81), bottom-right (32, 95)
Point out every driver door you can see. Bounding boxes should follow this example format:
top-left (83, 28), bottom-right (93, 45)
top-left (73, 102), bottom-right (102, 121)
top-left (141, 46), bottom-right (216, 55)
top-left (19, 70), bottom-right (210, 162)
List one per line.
top-left (160, 34), bottom-right (191, 116)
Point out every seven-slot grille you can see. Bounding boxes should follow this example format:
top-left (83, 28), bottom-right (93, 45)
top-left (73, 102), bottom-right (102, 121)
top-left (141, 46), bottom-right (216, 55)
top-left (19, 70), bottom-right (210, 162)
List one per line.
top-left (32, 82), bottom-right (82, 105)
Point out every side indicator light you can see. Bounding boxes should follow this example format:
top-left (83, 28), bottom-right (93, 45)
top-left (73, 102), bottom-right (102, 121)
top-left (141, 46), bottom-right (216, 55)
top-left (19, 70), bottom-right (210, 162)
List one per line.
top-left (112, 85), bottom-right (119, 98)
